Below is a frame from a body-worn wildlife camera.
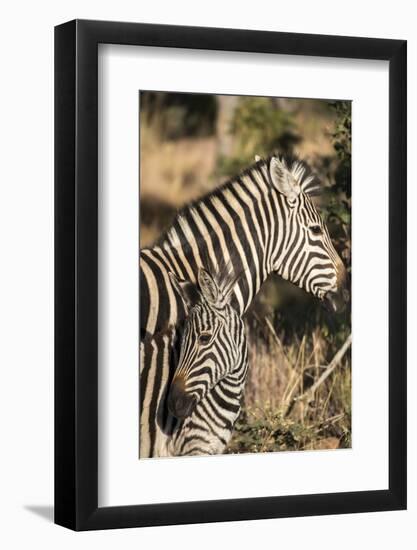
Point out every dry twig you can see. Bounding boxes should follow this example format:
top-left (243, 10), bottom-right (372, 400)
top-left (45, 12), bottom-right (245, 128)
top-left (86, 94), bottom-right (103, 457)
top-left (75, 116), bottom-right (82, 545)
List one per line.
top-left (295, 334), bottom-right (352, 405)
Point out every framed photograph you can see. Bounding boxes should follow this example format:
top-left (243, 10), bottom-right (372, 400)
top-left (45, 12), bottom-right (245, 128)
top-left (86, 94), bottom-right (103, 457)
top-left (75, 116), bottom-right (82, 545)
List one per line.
top-left (55, 19), bottom-right (407, 530)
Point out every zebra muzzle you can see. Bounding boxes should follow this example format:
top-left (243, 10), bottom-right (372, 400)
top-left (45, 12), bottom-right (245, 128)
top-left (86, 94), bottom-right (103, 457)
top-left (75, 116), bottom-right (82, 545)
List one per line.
top-left (324, 291), bottom-right (338, 313)
top-left (167, 378), bottom-right (198, 420)
top-left (324, 289), bottom-right (348, 313)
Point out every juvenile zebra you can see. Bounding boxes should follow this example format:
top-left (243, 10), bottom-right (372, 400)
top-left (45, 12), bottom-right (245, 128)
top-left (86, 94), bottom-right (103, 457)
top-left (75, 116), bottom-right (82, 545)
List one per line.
top-left (164, 266), bottom-right (249, 456)
top-left (140, 156), bottom-right (346, 457)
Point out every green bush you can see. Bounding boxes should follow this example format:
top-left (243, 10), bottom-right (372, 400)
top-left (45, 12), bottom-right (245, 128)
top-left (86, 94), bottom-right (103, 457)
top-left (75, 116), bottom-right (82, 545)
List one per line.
top-left (217, 97), bottom-right (299, 176)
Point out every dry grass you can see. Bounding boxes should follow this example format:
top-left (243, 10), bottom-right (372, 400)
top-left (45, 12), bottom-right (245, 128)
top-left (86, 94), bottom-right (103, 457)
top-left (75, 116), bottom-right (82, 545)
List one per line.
top-left (226, 315), bottom-right (351, 454)
top-left (140, 121), bottom-right (219, 247)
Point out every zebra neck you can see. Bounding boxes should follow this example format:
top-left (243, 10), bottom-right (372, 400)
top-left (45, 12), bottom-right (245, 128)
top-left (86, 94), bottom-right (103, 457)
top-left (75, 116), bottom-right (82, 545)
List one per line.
top-left (157, 163), bottom-right (285, 315)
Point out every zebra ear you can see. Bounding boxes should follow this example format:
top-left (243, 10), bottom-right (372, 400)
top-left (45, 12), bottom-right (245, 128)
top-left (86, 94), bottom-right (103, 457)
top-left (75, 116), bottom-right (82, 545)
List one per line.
top-left (168, 272), bottom-right (200, 308)
top-left (197, 268), bottom-right (220, 306)
top-left (270, 157), bottom-right (301, 200)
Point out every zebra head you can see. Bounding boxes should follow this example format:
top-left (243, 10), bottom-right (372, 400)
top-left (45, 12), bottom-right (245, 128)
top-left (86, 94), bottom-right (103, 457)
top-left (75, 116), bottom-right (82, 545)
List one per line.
top-left (269, 157), bottom-right (346, 311)
top-left (167, 268), bottom-right (247, 420)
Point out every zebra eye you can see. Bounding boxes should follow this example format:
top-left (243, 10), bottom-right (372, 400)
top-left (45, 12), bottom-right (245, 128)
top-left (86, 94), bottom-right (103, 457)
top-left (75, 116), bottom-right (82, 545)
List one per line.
top-left (198, 332), bottom-right (212, 345)
top-left (310, 225), bottom-right (323, 235)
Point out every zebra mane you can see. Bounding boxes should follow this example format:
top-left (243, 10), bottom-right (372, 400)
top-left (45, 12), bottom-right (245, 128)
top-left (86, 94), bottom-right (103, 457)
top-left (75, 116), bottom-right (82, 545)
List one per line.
top-left (156, 154), bottom-right (320, 251)
top-left (201, 252), bottom-right (244, 299)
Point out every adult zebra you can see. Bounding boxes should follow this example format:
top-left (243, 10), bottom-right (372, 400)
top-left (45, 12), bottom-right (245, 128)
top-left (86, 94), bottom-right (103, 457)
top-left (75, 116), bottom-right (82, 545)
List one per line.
top-left (140, 156), bottom-right (345, 457)
top-left (163, 265), bottom-right (248, 456)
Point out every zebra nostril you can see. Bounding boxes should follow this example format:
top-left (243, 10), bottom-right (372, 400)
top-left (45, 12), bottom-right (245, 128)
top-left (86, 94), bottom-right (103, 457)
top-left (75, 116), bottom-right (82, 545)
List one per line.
top-left (172, 394), bottom-right (197, 420)
top-left (167, 378), bottom-right (197, 419)
top-left (324, 284), bottom-right (349, 312)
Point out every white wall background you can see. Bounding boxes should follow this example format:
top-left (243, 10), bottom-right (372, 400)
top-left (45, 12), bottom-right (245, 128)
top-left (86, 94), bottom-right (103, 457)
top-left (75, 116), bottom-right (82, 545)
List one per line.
top-left (0, 1), bottom-right (414, 548)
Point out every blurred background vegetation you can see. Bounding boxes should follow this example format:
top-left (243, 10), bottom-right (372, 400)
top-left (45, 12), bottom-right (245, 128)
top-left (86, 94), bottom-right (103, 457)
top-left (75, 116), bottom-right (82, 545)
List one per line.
top-left (140, 91), bottom-right (351, 453)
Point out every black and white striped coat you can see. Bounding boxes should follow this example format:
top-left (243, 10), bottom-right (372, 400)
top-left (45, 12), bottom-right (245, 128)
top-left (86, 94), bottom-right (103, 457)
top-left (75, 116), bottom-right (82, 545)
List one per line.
top-left (164, 267), bottom-right (248, 456)
top-left (139, 156), bottom-right (345, 457)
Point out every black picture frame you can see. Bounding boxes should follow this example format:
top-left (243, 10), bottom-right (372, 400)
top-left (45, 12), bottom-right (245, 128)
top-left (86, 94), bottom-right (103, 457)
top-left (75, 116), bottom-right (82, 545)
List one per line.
top-left (55, 19), bottom-right (407, 531)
